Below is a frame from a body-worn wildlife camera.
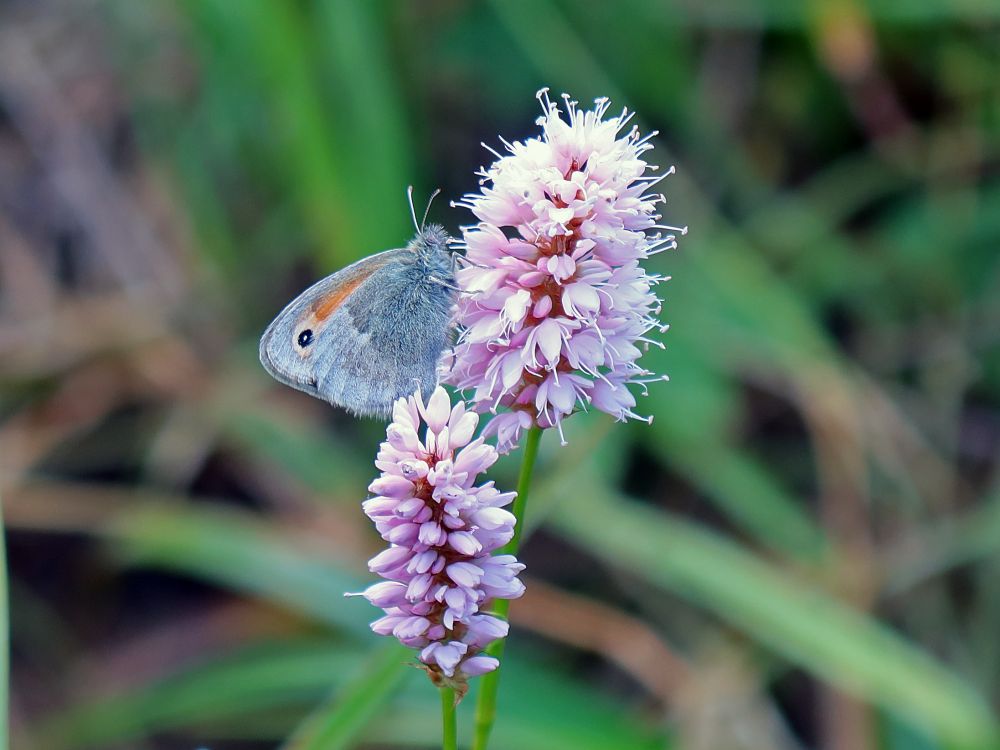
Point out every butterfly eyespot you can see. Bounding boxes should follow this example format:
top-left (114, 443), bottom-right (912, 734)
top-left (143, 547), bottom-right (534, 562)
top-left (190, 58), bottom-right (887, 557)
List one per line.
top-left (297, 329), bottom-right (314, 348)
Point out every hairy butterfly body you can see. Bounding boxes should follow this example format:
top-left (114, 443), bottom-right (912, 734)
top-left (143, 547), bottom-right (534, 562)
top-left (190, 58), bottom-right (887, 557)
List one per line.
top-left (259, 224), bottom-right (457, 418)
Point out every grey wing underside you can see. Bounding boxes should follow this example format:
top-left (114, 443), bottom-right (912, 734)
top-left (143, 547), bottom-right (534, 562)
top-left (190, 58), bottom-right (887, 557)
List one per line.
top-left (317, 267), bottom-right (450, 418)
top-left (258, 248), bottom-right (408, 405)
top-left (318, 315), bottom-right (442, 418)
top-left (259, 247), bottom-right (451, 418)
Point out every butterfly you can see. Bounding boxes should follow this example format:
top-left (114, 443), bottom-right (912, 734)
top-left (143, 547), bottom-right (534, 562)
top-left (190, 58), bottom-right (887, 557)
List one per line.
top-left (259, 190), bottom-right (458, 418)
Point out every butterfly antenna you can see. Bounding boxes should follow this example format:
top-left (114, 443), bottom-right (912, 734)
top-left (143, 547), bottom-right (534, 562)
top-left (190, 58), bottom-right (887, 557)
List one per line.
top-left (406, 186), bottom-right (421, 234)
top-left (422, 188), bottom-right (441, 232)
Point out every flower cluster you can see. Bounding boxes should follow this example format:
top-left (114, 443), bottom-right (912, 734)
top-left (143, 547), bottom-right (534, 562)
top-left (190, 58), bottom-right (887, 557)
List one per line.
top-left (350, 387), bottom-right (525, 685)
top-left (446, 89), bottom-right (682, 451)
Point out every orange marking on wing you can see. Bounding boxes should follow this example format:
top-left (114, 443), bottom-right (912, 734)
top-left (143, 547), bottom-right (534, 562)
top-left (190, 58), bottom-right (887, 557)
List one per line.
top-left (313, 275), bottom-right (368, 321)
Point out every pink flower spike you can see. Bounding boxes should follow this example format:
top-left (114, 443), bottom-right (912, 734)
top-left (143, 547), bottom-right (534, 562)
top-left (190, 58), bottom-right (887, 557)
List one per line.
top-left (446, 91), bottom-right (680, 451)
top-left (350, 386), bottom-right (525, 687)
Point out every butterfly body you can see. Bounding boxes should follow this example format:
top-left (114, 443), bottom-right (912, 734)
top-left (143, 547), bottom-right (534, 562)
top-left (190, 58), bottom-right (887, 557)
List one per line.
top-left (259, 225), bottom-right (457, 418)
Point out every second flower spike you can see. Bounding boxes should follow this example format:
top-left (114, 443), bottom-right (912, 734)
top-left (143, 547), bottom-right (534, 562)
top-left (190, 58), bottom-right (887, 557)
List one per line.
top-left (349, 386), bottom-right (526, 690)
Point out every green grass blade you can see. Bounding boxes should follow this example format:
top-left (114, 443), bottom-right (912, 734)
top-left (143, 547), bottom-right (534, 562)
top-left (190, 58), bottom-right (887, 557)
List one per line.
top-left (35, 639), bottom-right (664, 750)
top-left (488, 0), bottom-right (619, 103)
top-left (312, 0), bottom-right (414, 244)
top-left (178, 0), bottom-right (353, 256)
top-left (652, 427), bottom-right (829, 562)
top-left (280, 642), bottom-right (410, 750)
top-left (887, 488), bottom-right (1000, 594)
top-left (551, 485), bottom-right (998, 750)
top-left (225, 409), bottom-right (372, 495)
top-left (35, 640), bottom-right (358, 750)
top-left (109, 504), bottom-right (371, 635)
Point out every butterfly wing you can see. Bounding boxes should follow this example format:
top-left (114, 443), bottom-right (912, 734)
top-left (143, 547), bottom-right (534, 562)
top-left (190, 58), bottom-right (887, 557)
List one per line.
top-left (259, 246), bottom-right (456, 417)
top-left (258, 248), bottom-right (407, 399)
top-left (316, 256), bottom-right (456, 417)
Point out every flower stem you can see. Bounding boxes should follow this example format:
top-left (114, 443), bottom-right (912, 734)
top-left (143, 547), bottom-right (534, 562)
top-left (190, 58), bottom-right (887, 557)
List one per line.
top-left (440, 686), bottom-right (457, 750)
top-left (472, 424), bottom-right (543, 750)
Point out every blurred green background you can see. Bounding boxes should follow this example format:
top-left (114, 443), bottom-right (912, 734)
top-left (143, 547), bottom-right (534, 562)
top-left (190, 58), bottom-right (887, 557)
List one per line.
top-left (1, 1), bottom-right (999, 749)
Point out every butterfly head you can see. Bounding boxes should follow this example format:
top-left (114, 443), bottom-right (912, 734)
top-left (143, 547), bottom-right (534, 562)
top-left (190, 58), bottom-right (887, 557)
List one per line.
top-left (405, 187), bottom-right (454, 263)
top-left (409, 223), bottom-right (451, 259)
top-left (404, 224), bottom-right (455, 294)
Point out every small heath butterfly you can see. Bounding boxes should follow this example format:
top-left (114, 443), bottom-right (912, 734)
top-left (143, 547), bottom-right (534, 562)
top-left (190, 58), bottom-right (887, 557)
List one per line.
top-left (259, 190), bottom-right (457, 418)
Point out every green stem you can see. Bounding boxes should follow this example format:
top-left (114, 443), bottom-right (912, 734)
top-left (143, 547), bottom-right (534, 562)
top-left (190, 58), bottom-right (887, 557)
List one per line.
top-left (472, 425), bottom-right (543, 750)
top-left (440, 686), bottom-right (457, 750)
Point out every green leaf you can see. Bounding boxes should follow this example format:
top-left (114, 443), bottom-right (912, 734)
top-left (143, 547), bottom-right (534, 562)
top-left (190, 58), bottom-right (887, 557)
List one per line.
top-left (36, 639), bottom-right (665, 750)
top-left (649, 415), bottom-right (828, 562)
top-left (280, 642), bottom-right (410, 750)
top-left (224, 408), bottom-right (372, 495)
top-left (36, 640), bottom-right (356, 749)
top-left (109, 504), bottom-right (372, 636)
top-left (550, 485), bottom-right (998, 750)
top-left (887, 489), bottom-right (1000, 595)
top-left (311, 0), bottom-right (415, 246)
top-left (177, 0), bottom-right (353, 257)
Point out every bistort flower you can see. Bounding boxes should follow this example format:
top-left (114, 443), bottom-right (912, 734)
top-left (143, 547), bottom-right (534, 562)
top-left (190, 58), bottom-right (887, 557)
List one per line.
top-left (446, 89), bottom-right (683, 451)
top-left (349, 386), bottom-right (525, 686)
